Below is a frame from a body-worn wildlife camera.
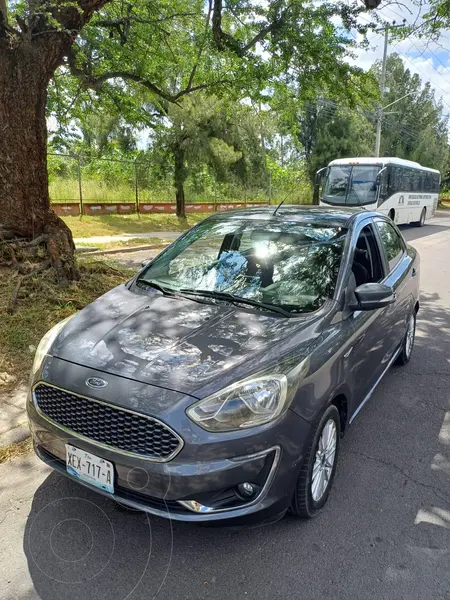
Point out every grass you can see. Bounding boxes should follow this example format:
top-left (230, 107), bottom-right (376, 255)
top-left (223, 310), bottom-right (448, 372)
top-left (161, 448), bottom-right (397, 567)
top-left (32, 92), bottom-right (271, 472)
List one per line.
top-left (76, 237), bottom-right (173, 251)
top-left (0, 260), bottom-right (134, 390)
top-left (439, 200), bottom-right (450, 209)
top-left (50, 179), bottom-right (175, 204)
top-left (0, 438), bottom-right (33, 465)
top-left (63, 213), bottom-right (211, 238)
top-left (49, 178), bottom-right (272, 204)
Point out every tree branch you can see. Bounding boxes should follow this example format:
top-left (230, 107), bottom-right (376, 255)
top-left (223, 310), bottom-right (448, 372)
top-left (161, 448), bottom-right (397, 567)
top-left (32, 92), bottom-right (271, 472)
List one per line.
top-left (0, 0), bottom-right (7, 27)
top-left (211, 0), bottom-right (286, 57)
top-left (68, 48), bottom-right (232, 108)
top-left (174, 80), bottom-right (232, 100)
top-left (186, 0), bottom-right (213, 91)
top-left (93, 13), bottom-right (196, 28)
top-left (28, 0), bottom-right (112, 37)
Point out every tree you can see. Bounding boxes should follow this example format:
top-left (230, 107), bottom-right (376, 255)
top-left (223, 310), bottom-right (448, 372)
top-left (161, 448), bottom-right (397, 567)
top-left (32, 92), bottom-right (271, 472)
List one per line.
top-left (0, 0), bottom-right (112, 282)
top-left (150, 96), bottom-right (268, 215)
top-left (371, 54), bottom-right (449, 172)
top-left (299, 101), bottom-right (375, 182)
top-left (0, 0), bottom-right (383, 281)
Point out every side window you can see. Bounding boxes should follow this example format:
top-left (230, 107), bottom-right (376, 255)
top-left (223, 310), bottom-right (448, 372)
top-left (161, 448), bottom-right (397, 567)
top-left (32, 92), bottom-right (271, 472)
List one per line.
top-left (398, 167), bottom-right (405, 192)
top-left (405, 169), bottom-right (412, 192)
top-left (424, 172), bottom-right (431, 192)
top-left (413, 170), bottom-right (421, 193)
top-left (432, 173), bottom-right (440, 193)
top-left (379, 166), bottom-right (390, 202)
top-left (419, 170), bottom-right (425, 193)
top-left (352, 225), bottom-right (384, 287)
top-left (375, 219), bottom-right (404, 271)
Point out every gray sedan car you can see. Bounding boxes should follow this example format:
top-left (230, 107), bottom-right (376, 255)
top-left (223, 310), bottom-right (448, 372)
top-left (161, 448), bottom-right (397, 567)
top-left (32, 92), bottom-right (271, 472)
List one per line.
top-left (28, 206), bottom-right (419, 524)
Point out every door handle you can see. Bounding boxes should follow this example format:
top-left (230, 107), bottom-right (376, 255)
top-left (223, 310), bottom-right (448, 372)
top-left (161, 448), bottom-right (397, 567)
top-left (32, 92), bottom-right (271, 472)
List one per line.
top-left (412, 268), bottom-right (417, 277)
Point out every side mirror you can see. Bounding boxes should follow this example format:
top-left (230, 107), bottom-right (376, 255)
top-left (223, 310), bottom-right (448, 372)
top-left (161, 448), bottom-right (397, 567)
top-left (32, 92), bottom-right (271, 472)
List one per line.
top-left (140, 259), bottom-right (151, 268)
top-left (350, 283), bottom-right (395, 311)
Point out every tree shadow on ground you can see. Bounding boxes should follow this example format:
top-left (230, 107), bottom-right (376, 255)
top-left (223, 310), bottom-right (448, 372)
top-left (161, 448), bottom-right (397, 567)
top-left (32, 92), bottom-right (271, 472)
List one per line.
top-left (20, 293), bottom-right (450, 600)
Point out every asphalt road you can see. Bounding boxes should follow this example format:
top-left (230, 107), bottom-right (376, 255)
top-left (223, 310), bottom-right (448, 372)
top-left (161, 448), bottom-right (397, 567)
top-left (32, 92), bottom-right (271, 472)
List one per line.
top-left (1, 212), bottom-right (450, 600)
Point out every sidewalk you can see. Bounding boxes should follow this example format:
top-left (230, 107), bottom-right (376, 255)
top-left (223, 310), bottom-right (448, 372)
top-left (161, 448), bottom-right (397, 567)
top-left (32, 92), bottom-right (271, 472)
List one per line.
top-left (74, 231), bottom-right (180, 246)
top-left (0, 385), bottom-right (29, 448)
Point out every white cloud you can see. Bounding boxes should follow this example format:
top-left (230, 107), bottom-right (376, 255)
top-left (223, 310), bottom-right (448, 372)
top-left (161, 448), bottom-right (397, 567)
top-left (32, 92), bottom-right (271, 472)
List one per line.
top-left (348, 0), bottom-right (450, 115)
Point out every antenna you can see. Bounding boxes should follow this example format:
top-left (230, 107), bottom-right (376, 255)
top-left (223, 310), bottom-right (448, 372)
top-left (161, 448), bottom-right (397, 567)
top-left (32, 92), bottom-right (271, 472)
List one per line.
top-left (273, 200), bottom-right (285, 216)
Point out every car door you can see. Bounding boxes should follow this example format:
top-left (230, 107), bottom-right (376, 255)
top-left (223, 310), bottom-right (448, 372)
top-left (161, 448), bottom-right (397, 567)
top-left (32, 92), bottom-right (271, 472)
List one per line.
top-left (344, 221), bottom-right (392, 413)
top-left (372, 217), bottom-right (412, 353)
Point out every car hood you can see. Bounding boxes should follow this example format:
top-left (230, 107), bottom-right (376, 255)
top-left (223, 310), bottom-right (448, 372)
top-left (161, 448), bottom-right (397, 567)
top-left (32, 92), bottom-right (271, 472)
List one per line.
top-left (51, 284), bottom-right (322, 398)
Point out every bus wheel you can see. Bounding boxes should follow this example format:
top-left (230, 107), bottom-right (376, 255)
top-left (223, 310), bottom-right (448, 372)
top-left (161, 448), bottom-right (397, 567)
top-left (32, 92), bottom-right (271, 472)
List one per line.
top-left (413, 208), bottom-right (426, 227)
top-left (389, 209), bottom-right (395, 222)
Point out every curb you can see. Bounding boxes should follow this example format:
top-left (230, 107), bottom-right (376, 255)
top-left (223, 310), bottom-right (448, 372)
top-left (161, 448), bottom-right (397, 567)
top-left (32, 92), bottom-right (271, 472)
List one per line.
top-left (0, 424), bottom-right (30, 449)
top-left (76, 244), bottom-right (165, 256)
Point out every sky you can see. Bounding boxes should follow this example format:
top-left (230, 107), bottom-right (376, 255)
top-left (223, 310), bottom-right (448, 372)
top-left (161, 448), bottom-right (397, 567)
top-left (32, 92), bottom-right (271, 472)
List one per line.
top-left (349, 0), bottom-right (450, 117)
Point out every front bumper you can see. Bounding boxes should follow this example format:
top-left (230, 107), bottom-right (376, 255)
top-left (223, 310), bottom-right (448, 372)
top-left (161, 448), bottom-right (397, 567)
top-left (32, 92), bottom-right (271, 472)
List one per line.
top-left (28, 375), bottom-right (312, 524)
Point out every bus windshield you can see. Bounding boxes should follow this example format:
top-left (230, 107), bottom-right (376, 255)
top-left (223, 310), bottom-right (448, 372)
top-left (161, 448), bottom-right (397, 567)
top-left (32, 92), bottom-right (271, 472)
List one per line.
top-left (322, 165), bottom-right (381, 206)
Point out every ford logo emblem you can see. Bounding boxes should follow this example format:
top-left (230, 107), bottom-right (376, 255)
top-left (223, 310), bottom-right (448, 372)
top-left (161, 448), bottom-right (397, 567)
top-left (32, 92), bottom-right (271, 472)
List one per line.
top-left (85, 377), bottom-right (108, 389)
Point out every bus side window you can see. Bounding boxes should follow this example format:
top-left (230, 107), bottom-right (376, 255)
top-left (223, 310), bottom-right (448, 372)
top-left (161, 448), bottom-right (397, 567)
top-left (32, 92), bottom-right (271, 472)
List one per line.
top-left (432, 173), bottom-right (440, 193)
top-left (391, 166), bottom-right (400, 194)
top-left (379, 166), bottom-right (390, 202)
top-left (415, 171), bottom-right (422, 193)
top-left (424, 172), bottom-right (431, 192)
top-left (399, 167), bottom-right (406, 192)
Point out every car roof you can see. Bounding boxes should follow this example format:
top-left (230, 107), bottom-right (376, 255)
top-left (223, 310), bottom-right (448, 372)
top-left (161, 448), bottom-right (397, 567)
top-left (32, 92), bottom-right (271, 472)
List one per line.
top-left (206, 205), bottom-right (370, 228)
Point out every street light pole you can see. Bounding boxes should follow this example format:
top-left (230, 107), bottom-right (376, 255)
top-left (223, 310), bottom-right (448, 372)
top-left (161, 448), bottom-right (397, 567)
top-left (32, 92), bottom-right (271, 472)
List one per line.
top-left (375, 26), bottom-right (389, 157)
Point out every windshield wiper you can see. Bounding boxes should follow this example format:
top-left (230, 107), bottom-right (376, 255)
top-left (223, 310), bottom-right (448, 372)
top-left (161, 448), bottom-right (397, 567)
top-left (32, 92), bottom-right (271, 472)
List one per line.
top-left (136, 279), bottom-right (178, 295)
top-left (179, 289), bottom-right (294, 317)
top-left (136, 280), bottom-right (214, 305)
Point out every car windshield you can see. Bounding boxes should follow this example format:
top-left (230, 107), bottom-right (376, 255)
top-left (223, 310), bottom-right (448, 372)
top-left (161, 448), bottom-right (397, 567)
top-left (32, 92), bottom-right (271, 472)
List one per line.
top-left (323, 165), bottom-right (381, 206)
top-left (137, 218), bottom-right (347, 314)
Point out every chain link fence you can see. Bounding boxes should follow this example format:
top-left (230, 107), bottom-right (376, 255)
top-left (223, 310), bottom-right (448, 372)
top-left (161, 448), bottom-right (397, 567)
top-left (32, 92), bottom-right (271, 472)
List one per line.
top-left (48, 153), bottom-right (311, 216)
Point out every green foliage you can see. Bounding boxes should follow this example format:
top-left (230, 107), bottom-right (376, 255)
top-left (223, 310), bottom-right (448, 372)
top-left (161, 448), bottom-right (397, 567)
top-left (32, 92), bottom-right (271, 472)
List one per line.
top-left (371, 54), bottom-right (449, 172)
top-left (298, 102), bottom-right (375, 183)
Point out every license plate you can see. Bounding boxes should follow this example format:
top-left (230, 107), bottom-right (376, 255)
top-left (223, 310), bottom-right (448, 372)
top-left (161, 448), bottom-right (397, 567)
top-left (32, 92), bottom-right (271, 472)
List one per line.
top-left (66, 444), bottom-right (114, 494)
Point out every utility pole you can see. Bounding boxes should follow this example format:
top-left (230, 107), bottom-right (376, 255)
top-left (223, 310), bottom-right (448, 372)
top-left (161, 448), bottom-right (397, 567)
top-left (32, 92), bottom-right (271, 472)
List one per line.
top-left (375, 26), bottom-right (389, 157)
top-left (374, 20), bottom-right (407, 157)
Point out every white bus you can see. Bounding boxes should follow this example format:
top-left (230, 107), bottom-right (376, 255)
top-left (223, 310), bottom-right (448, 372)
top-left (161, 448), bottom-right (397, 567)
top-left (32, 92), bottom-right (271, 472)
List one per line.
top-left (315, 157), bottom-right (440, 226)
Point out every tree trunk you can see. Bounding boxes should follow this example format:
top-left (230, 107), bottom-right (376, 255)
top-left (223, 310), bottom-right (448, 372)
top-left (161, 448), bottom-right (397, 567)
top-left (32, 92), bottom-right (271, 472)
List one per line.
top-left (174, 144), bottom-right (187, 218)
top-left (0, 37), bottom-right (78, 282)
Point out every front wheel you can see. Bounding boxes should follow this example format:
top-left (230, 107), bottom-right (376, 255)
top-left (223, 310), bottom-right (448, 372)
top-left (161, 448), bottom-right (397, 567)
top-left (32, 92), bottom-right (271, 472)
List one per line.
top-left (291, 405), bottom-right (340, 519)
top-left (412, 208), bottom-right (426, 227)
top-left (395, 312), bottom-right (416, 365)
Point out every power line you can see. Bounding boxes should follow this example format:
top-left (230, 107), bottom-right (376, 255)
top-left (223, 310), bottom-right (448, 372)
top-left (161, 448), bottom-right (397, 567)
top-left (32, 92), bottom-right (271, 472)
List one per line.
top-left (391, 43), bottom-right (450, 112)
top-left (407, 38), bottom-right (450, 78)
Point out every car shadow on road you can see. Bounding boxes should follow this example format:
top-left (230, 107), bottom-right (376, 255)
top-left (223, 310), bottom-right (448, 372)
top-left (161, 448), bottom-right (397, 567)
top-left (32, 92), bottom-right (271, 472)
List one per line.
top-left (22, 294), bottom-right (450, 600)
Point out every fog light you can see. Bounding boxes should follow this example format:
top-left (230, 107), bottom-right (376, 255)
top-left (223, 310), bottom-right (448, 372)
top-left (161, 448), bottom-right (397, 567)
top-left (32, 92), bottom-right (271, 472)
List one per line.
top-left (237, 482), bottom-right (255, 498)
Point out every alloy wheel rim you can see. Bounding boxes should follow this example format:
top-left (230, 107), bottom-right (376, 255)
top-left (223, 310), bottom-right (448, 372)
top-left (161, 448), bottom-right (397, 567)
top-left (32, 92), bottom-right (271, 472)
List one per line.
top-left (421, 209), bottom-right (425, 225)
top-left (405, 315), bottom-right (415, 358)
top-left (311, 419), bottom-right (337, 502)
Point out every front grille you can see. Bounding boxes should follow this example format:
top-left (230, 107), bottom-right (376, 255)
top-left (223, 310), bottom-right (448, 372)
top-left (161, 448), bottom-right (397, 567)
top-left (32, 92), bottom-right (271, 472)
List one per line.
top-left (33, 383), bottom-right (182, 461)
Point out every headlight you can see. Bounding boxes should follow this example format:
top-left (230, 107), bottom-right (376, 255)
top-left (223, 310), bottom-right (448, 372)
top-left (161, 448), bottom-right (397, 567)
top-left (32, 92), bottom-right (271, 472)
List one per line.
top-left (31, 315), bottom-right (75, 376)
top-left (187, 374), bottom-right (288, 432)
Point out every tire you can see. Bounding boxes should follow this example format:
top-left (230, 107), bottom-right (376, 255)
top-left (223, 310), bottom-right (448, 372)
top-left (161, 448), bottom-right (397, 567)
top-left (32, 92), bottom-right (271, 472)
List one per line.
top-left (413, 208), bottom-right (426, 227)
top-left (291, 405), bottom-right (340, 519)
top-left (395, 311), bottom-right (416, 366)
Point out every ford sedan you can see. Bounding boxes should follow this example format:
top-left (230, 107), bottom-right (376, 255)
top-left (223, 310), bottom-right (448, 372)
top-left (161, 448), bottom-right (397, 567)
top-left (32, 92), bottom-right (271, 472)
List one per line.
top-left (28, 206), bottom-right (419, 524)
